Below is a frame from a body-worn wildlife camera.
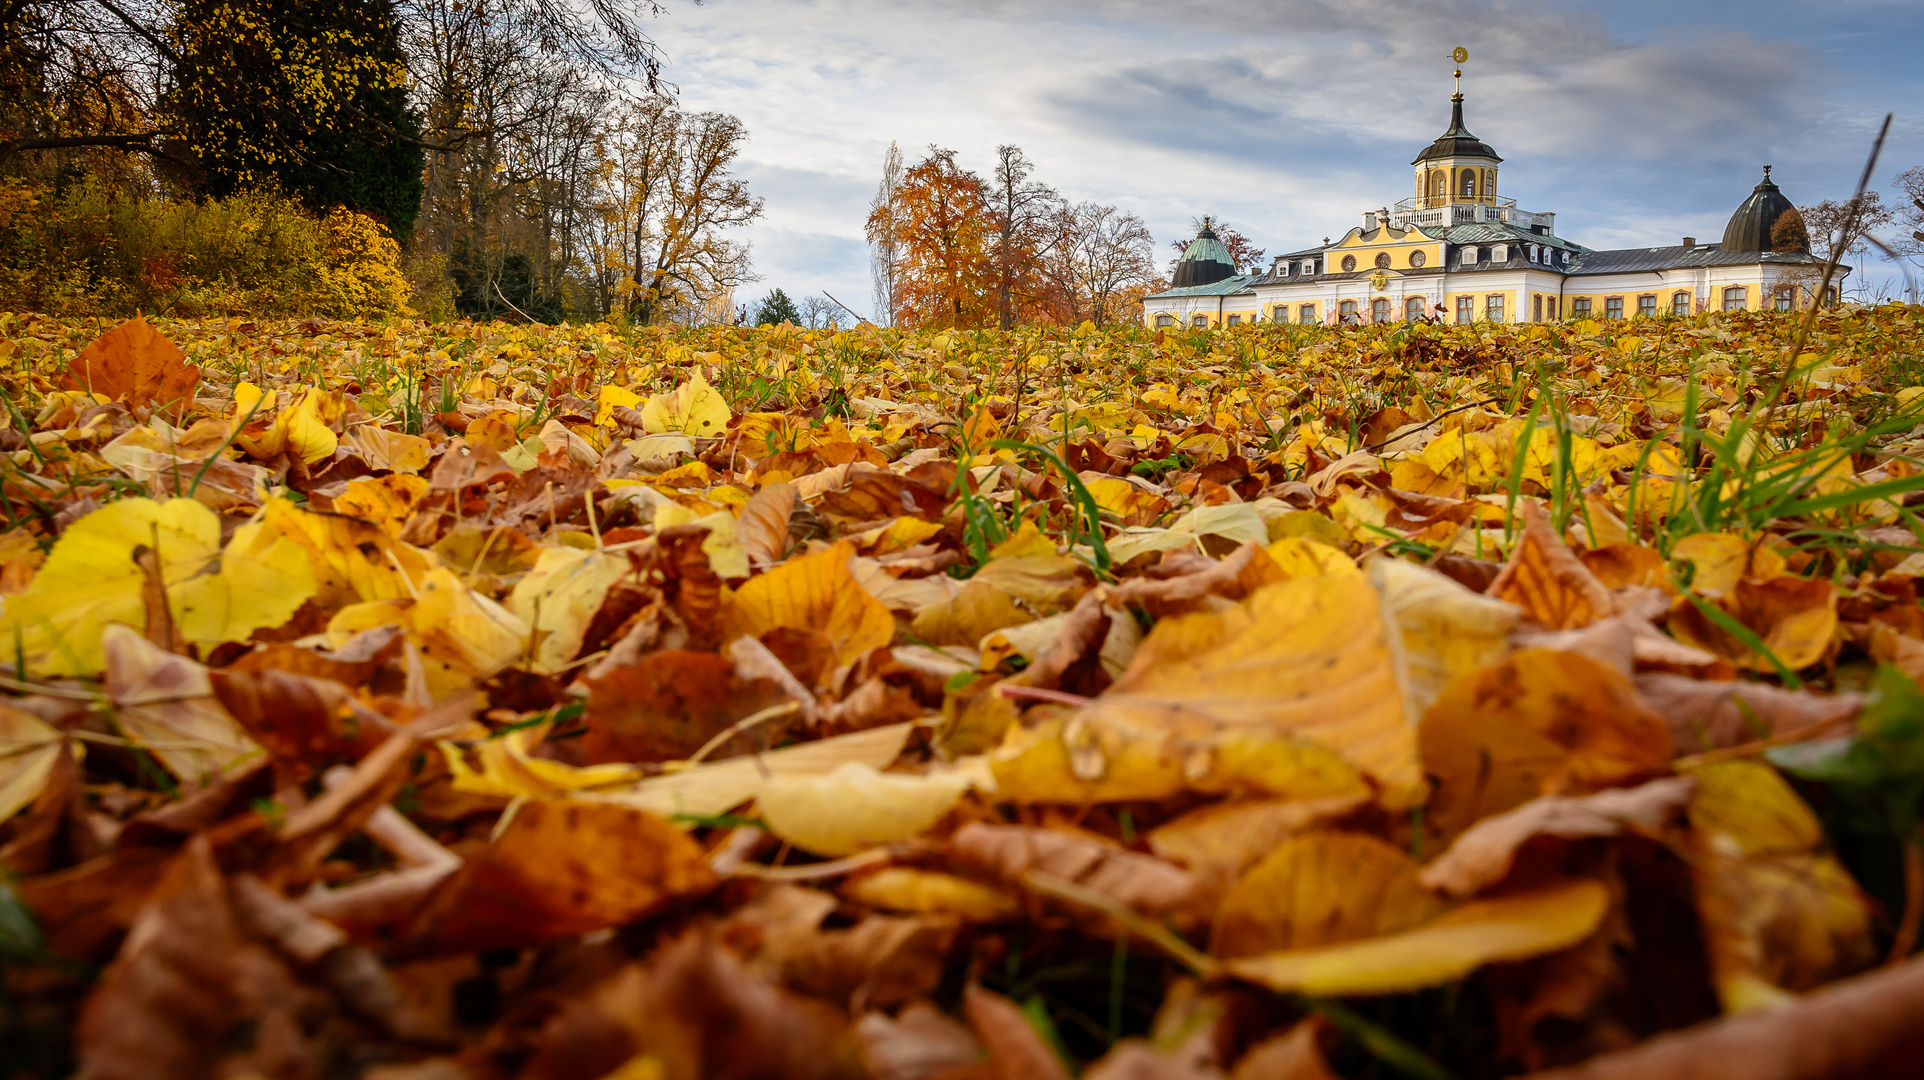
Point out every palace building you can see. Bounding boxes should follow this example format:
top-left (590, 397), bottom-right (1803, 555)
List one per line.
top-left (1143, 75), bottom-right (1839, 329)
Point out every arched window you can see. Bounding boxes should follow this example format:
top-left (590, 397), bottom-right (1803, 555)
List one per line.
top-left (1339, 300), bottom-right (1358, 325)
top-left (1405, 296), bottom-right (1425, 321)
top-left (1483, 170), bottom-right (1496, 197)
top-left (1722, 287), bottom-right (1747, 312)
top-left (1430, 172), bottom-right (1446, 200)
top-left (1460, 169), bottom-right (1477, 198)
top-left (1408, 249), bottom-right (1426, 268)
top-left (1371, 298), bottom-right (1391, 323)
top-left (1374, 252), bottom-right (1392, 269)
top-left (1672, 292), bottom-right (1691, 316)
top-left (1155, 315), bottom-right (1173, 328)
top-left (1192, 315), bottom-right (1209, 328)
top-left (1341, 254), bottom-right (1357, 272)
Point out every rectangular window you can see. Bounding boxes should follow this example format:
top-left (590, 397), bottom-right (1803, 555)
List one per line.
top-left (1533, 295), bottom-right (1543, 322)
top-left (1155, 315), bottom-right (1173, 328)
top-left (1274, 306), bottom-right (1289, 323)
top-left (1300, 304), bottom-right (1318, 324)
top-left (1637, 295), bottom-right (1657, 318)
top-left (1192, 315), bottom-right (1208, 329)
top-left (1371, 298), bottom-right (1391, 323)
top-left (1775, 287), bottom-right (1794, 312)
top-left (1672, 292), bottom-right (1690, 316)
top-left (1339, 300), bottom-right (1359, 325)
top-left (1548, 297), bottom-right (1558, 319)
top-left (1405, 296), bottom-right (1425, 321)
top-left (1456, 296), bottom-right (1473, 324)
top-left (1723, 287), bottom-right (1747, 312)
top-left (1572, 297), bottom-right (1591, 317)
top-left (1605, 297), bottom-right (1624, 320)
top-left (1486, 294), bottom-right (1505, 322)
top-left (1226, 314), bottom-right (1241, 327)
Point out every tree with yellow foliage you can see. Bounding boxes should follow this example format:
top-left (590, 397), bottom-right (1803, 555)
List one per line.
top-left (867, 146), bottom-right (995, 329)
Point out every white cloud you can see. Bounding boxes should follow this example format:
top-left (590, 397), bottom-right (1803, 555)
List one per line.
top-left (648, 0), bottom-right (1923, 308)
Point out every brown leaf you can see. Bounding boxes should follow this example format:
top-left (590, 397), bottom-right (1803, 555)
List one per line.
top-left (1147, 794), bottom-right (1370, 889)
top-left (62, 316), bottom-right (201, 411)
top-left (401, 797), bottom-right (716, 954)
top-left (951, 823), bottom-right (1198, 918)
top-left (1488, 503), bottom-right (1617, 629)
top-left (523, 929), bottom-right (867, 1080)
top-left (1519, 953), bottom-right (1924, 1080)
top-left (210, 667), bottom-right (395, 777)
top-left (1420, 649), bottom-right (1674, 843)
top-left (0, 739), bottom-right (80, 875)
top-left (1419, 777), bottom-right (1699, 897)
top-left (1666, 576), bottom-right (1839, 674)
top-left (583, 650), bottom-right (789, 763)
top-left (963, 984), bottom-right (1073, 1080)
top-left (1230, 1020), bottom-right (1340, 1080)
top-left (726, 884), bottom-right (958, 1011)
top-left (75, 837), bottom-right (322, 1080)
top-left (1634, 674), bottom-right (1861, 754)
top-left (739, 480), bottom-right (798, 568)
top-left (857, 1001), bottom-right (988, 1080)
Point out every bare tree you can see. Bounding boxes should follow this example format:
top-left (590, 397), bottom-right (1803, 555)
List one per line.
top-left (868, 141), bottom-right (903, 327)
top-left (1893, 167), bottom-right (1924, 259)
top-left (989, 144), bottom-right (1062, 330)
top-left (1046, 202), bottom-right (1157, 325)
top-left (596, 98), bottom-right (763, 324)
top-left (798, 294), bottom-right (839, 329)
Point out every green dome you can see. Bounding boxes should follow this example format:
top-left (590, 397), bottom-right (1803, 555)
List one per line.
top-left (1172, 223), bottom-right (1236, 287)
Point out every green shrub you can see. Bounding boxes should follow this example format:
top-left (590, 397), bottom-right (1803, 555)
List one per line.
top-left (0, 180), bottom-right (412, 318)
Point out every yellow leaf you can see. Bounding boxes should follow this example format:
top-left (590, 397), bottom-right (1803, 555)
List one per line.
top-left (1213, 832), bottom-right (1445, 957)
top-left (329, 566), bottom-right (529, 682)
top-left (442, 729), bottom-right (642, 798)
top-left (257, 496), bottom-right (432, 606)
top-left (641, 369), bottom-right (731, 437)
top-left (1373, 557), bottom-right (1519, 719)
top-left (595, 383), bottom-right (644, 427)
top-left (0, 705), bottom-right (71, 824)
top-left (845, 867), bottom-right (1022, 921)
top-left (1419, 649), bottom-right (1672, 843)
top-left (236, 385), bottom-right (341, 464)
top-left (721, 541), bottom-right (895, 666)
top-left (596, 722), bottom-right (915, 821)
top-left (102, 624), bottom-right (261, 782)
top-left (1147, 795), bottom-right (1369, 887)
top-left (1673, 533), bottom-right (1783, 595)
top-left (505, 546), bottom-right (633, 674)
top-left (967, 523), bottom-right (1086, 609)
top-left (911, 580), bottom-right (1033, 650)
top-left (756, 762), bottom-right (972, 856)
top-left (1, 497), bottom-right (316, 675)
top-left (1223, 878), bottom-right (1610, 996)
top-left (1683, 759), bottom-right (1873, 1012)
top-left (332, 474), bottom-right (431, 537)
top-left (1084, 573), bottom-right (1425, 807)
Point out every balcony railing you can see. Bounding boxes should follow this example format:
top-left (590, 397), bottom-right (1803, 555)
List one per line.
top-left (1388, 196), bottom-right (1554, 233)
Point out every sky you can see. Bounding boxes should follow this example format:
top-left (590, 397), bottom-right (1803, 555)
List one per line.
top-left (641, 0), bottom-right (1924, 316)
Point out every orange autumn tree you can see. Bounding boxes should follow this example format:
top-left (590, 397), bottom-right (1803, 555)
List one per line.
top-left (866, 146), bottom-right (995, 328)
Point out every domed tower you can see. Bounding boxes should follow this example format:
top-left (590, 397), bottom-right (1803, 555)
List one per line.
top-left (1171, 219), bottom-right (1237, 287)
top-left (1412, 69), bottom-right (1502, 208)
top-left (1721, 166), bottom-right (1806, 252)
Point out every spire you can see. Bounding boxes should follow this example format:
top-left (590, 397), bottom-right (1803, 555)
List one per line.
top-left (1446, 92), bottom-right (1470, 137)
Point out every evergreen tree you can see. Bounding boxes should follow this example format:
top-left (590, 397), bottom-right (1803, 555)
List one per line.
top-left (753, 288), bottom-right (801, 326)
top-left (166, 0), bottom-right (425, 234)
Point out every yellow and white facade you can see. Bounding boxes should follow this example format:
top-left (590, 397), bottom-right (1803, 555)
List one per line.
top-left (1145, 83), bottom-right (1839, 329)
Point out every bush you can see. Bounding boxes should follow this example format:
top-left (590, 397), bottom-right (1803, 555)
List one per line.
top-left (0, 180), bottom-right (413, 318)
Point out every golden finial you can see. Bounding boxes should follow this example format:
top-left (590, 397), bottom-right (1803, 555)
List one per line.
top-left (1451, 46), bottom-right (1468, 95)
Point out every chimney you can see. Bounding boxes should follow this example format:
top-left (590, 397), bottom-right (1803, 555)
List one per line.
top-left (1682, 236), bottom-right (1696, 249)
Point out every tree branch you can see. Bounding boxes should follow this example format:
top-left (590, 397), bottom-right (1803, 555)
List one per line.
top-left (87, 0), bottom-right (180, 65)
top-left (0, 130), bottom-right (185, 166)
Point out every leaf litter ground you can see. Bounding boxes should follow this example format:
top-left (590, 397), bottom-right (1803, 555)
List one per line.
top-left (4, 308), bottom-right (1924, 1079)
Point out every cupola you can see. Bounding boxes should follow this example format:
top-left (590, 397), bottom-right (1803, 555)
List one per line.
top-left (1171, 219), bottom-right (1237, 287)
top-left (1721, 165), bottom-right (1805, 253)
top-left (1411, 69), bottom-right (1502, 209)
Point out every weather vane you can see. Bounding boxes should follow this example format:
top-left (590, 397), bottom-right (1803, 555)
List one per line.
top-left (1452, 45), bottom-right (1468, 94)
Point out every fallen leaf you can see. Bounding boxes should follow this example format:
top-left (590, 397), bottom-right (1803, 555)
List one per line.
top-left (0, 704), bottom-right (70, 826)
top-left (61, 315), bottom-right (200, 410)
top-left (1419, 777), bottom-right (1699, 897)
top-left (1488, 503), bottom-right (1616, 629)
top-left (404, 798), bottom-right (716, 953)
top-left (722, 541), bottom-right (896, 666)
top-left (1420, 649), bottom-right (1673, 843)
top-left (102, 624), bottom-right (261, 783)
top-left (757, 762), bottom-right (972, 856)
top-left (1212, 832), bottom-right (1444, 957)
top-left (963, 984), bottom-right (1073, 1080)
top-left (952, 822), bottom-right (1197, 918)
top-left (3, 497), bottom-right (317, 675)
top-left (598, 721), bottom-right (914, 821)
top-left (1223, 877), bottom-right (1610, 996)
top-left (641, 369), bottom-right (732, 437)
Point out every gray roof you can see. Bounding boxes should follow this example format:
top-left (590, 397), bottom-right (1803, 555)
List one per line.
top-left (1441, 223), bottom-right (1587, 252)
top-left (1567, 243), bottom-right (1824, 275)
top-left (1722, 168), bottom-right (1803, 253)
top-left (1145, 274), bottom-right (1261, 300)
